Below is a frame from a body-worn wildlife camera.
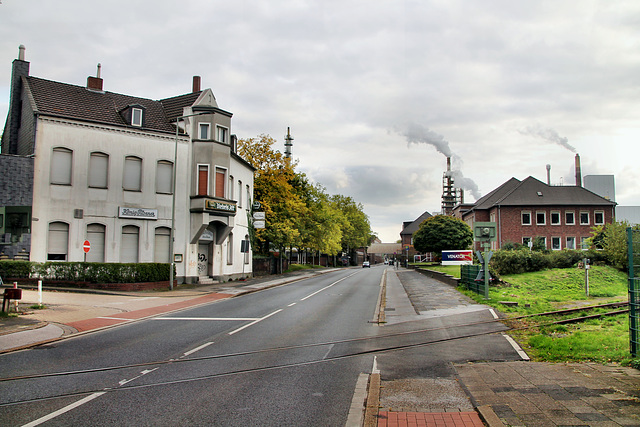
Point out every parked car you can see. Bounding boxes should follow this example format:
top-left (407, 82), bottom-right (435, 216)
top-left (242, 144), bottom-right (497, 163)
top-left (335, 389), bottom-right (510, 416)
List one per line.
top-left (362, 261), bottom-right (370, 268)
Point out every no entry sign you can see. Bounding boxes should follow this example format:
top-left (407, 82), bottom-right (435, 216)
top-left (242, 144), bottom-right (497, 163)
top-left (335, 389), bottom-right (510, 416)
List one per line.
top-left (83, 240), bottom-right (91, 253)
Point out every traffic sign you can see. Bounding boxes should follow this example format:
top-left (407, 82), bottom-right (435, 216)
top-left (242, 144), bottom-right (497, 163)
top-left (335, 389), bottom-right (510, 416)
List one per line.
top-left (83, 240), bottom-right (91, 253)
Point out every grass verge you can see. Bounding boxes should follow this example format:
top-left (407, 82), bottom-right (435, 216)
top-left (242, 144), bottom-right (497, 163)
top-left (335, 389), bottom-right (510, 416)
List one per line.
top-left (457, 265), bottom-right (638, 367)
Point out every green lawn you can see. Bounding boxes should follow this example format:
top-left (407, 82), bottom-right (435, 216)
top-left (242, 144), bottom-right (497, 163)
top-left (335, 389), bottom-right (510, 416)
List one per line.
top-left (452, 264), bottom-right (636, 367)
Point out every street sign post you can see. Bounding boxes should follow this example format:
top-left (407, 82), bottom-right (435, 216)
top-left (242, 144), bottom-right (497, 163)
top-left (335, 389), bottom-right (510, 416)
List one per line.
top-left (83, 240), bottom-right (91, 253)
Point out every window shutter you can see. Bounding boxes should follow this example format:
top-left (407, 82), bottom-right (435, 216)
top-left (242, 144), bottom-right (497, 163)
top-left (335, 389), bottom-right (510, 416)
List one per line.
top-left (121, 226), bottom-right (139, 263)
top-left (50, 148), bottom-right (72, 185)
top-left (198, 166), bottom-right (208, 196)
top-left (215, 168), bottom-right (225, 198)
top-left (123, 156), bottom-right (142, 191)
top-left (47, 222), bottom-right (69, 260)
top-left (156, 161), bottom-right (173, 194)
top-left (89, 152), bottom-right (108, 188)
top-left (86, 223), bottom-right (105, 262)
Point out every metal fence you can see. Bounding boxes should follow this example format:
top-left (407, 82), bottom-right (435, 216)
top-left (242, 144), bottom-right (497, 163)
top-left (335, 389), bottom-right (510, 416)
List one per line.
top-left (460, 264), bottom-right (483, 295)
top-left (628, 228), bottom-right (640, 358)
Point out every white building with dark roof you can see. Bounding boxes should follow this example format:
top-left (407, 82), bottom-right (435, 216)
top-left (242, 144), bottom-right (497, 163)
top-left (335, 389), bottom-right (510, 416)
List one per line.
top-left (1, 46), bottom-right (254, 284)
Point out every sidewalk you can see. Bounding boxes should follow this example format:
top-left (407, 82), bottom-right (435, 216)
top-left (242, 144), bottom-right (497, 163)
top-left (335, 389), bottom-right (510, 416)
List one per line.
top-left (375, 267), bottom-right (640, 427)
top-left (0, 269), bottom-right (324, 352)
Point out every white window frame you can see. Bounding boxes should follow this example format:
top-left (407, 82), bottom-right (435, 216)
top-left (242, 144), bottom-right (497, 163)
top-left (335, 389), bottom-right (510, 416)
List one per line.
top-left (580, 236), bottom-right (589, 250)
top-left (521, 211), bottom-right (531, 225)
top-left (246, 185), bottom-right (251, 210)
top-left (580, 211), bottom-right (590, 225)
top-left (88, 152), bottom-right (109, 189)
top-left (566, 236), bottom-right (576, 250)
top-left (550, 211), bottom-right (560, 225)
top-left (50, 147), bottom-right (73, 185)
top-left (565, 211), bottom-right (575, 225)
top-left (594, 210), bottom-right (605, 225)
top-left (238, 180), bottom-right (243, 208)
top-left (132, 108), bottom-right (143, 127)
top-left (536, 211), bottom-right (546, 226)
top-left (156, 160), bottom-right (174, 194)
top-left (216, 125), bottom-right (228, 143)
top-left (227, 233), bottom-right (234, 265)
top-left (199, 123), bottom-right (211, 140)
top-left (123, 156), bottom-right (142, 191)
top-left (551, 236), bottom-right (561, 251)
top-left (197, 164), bottom-right (210, 196)
top-left (522, 237), bottom-right (532, 247)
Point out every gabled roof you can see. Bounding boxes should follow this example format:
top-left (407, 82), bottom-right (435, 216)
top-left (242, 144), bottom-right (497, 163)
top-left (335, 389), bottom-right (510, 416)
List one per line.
top-left (467, 176), bottom-right (615, 214)
top-left (24, 76), bottom-right (199, 134)
top-left (400, 211), bottom-right (432, 236)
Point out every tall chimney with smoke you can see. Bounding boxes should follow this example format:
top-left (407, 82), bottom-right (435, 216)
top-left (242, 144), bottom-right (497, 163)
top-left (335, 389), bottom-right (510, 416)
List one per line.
top-left (442, 156), bottom-right (458, 215)
top-left (575, 154), bottom-right (582, 187)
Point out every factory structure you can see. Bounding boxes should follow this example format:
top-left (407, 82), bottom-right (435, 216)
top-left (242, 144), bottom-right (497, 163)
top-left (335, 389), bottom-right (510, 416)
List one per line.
top-left (402, 153), bottom-right (620, 252)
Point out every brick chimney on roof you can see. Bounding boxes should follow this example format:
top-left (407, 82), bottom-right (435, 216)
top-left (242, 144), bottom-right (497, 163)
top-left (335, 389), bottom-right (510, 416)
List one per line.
top-left (193, 75), bottom-right (201, 93)
top-left (87, 63), bottom-right (103, 91)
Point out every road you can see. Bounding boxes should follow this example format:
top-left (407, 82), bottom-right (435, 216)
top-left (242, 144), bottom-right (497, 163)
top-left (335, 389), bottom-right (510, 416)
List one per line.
top-left (0, 266), bottom-right (519, 426)
top-left (0, 268), bottom-right (384, 426)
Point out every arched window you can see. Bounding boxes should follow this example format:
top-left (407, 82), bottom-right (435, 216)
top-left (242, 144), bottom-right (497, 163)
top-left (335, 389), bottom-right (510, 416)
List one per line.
top-left (156, 160), bottom-right (173, 194)
top-left (123, 156), bottom-right (142, 191)
top-left (47, 222), bottom-right (69, 261)
top-left (121, 225), bottom-right (139, 263)
top-left (88, 152), bottom-right (109, 188)
top-left (154, 227), bottom-right (171, 263)
top-left (86, 223), bottom-right (106, 262)
top-left (50, 147), bottom-right (73, 185)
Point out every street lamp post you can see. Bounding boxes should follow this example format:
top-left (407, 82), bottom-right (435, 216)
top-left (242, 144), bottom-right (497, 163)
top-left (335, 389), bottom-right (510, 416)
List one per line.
top-left (169, 112), bottom-right (207, 290)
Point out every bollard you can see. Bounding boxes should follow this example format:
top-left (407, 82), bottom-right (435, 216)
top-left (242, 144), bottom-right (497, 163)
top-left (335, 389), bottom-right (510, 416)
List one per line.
top-left (38, 280), bottom-right (43, 307)
top-left (13, 282), bottom-right (18, 312)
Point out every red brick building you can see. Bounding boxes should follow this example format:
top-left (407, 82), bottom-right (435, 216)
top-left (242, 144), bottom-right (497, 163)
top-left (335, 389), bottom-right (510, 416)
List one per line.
top-left (454, 176), bottom-right (616, 250)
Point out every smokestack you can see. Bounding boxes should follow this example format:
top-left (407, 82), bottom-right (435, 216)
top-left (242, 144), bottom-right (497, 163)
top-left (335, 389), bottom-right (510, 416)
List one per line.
top-left (546, 164), bottom-right (551, 185)
top-left (87, 63), bottom-right (103, 91)
top-left (192, 76), bottom-right (201, 93)
top-left (575, 154), bottom-right (582, 187)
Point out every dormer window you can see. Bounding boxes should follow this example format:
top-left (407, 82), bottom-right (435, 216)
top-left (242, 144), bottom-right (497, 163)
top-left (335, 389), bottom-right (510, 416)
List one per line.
top-left (199, 123), bottom-right (211, 140)
top-left (131, 108), bottom-right (143, 127)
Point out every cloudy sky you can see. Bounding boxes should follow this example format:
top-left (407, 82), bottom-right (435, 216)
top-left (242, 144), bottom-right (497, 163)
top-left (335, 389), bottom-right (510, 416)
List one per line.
top-left (2, 1), bottom-right (639, 242)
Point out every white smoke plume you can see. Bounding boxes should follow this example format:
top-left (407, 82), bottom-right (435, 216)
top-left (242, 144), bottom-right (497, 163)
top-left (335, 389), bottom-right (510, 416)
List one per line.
top-left (400, 122), bottom-right (453, 157)
top-left (398, 122), bottom-right (482, 200)
top-left (519, 124), bottom-right (576, 152)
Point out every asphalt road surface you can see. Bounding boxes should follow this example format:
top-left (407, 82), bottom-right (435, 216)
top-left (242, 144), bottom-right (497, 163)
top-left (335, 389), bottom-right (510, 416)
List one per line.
top-left (0, 266), bottom-right (519, 426)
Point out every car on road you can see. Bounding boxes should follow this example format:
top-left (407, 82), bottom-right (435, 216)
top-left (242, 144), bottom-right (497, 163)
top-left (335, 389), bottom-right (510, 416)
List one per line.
top-left (362, 261), bottom-right (370, 268)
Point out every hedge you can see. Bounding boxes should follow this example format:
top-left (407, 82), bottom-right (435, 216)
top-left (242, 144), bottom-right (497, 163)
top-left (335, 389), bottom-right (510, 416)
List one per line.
top-left (0, 261), bottom-right (173, 284)
top-left (490, 248), bottom-right (606, 276)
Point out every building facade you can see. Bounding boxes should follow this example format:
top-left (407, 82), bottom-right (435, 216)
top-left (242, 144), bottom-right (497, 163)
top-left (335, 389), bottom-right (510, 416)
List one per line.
top-left (1, 46), bottom-right (254, 283)
top-left (456, 176), bottom-right (616, 250)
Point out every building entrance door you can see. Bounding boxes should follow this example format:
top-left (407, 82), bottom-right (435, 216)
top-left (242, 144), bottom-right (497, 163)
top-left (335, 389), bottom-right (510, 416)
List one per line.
top-left (198, 243), bottom-right (210, 276)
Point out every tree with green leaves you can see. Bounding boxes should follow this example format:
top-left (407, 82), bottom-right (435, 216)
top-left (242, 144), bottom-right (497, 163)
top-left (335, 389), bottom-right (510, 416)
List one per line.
top-left (412, 215), bottom-right (473, 256)
top-left (237, 135), bottom-right (306, 255)
top-left (596, 220), bottom-right (640, 270)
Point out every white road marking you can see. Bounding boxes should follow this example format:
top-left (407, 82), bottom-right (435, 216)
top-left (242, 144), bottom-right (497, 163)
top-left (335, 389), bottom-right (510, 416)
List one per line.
top-left (300, 272), bottom-right (357, 301)
top-left (489, 308), bottom-right (499, 319)
top-left (22, 392), bottom-right (106, 427)
top-left (371, 356), bottom-right (380, 374)
top-left (502, 333), bottom-right (530, 360)
top-left (288, 302), bottom-right (296, 307)
top-left (183, 342), bottom-right (215, 357)
top-left (228, 309), bottom-right (283, 335)
top-left (153, 317), bottom-right (258, 321)
top-left (322, 344), bottom-right (335, 360)
top-left (119, 368), bottom-right (159, 386)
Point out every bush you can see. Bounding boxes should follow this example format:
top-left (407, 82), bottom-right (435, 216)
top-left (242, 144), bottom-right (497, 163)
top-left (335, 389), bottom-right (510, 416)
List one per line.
top-left (0, 261), bottom-right (171, 283)
top-left (491, 248), bottom-right (594, 277)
